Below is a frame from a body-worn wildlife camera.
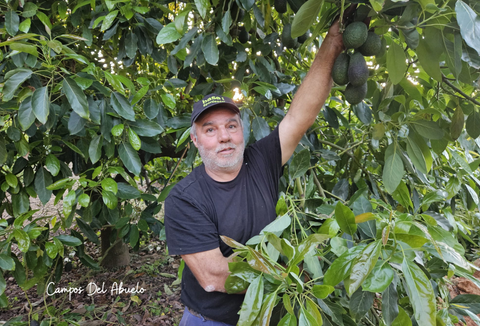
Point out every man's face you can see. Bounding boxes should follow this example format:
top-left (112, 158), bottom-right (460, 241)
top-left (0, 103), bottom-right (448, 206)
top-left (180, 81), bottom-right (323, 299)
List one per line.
top-left (191, 107), bottom-right (244, 172)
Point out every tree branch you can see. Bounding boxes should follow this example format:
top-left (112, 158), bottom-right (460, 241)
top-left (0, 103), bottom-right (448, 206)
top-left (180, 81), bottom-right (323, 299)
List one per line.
top-left (442, 74), bottom-right (480, 106)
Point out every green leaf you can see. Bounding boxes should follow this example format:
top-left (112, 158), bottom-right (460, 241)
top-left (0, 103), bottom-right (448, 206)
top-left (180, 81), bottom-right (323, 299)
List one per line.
top-left (392, 181), bottom-right (413, 209)
top-left (238, 275), bottom-right (264, 325)
top-left (402, 259), bottom-right (436, 325)
top-left (102, 190), bottom-right (118, 209)
top-left (0, 276), bottom-right (5, 298)
top-left (451, 107), bottom-right (465, 140)
top-left (299, 306), bottom-right (318, 326)
top-left (101, 178), bottom-right (118, 194)
top-left (255, 292), bottom-right (277, 325)
top-left (346, 240), bottom-right (382, 295)
top-left (111, 92), bottom-right (135, 121)
top-left (46, 154), bottom-right (60, 176)
top-left (161, 93), bottom-right (176, 109)
top-left (289, 149), bottom-right (310, 180)
top-left (392, 307), bottom-right (412, 326)
top-left (252, 117), bottom-right (270, 141)
top-left (47, 178), bottom-right (72, 191)
top-left (456, 1), bottom-right (480, 58)
top-left (417, 38), bottom-right (442, 82)
top-left (278, 313), bottom-right (297, 326)
top-left (291, 0), bottom-right (324, 38)
top-left (466, 111), bottom-right (480, 139)
top-left (3, 69), bottom-right (33, 101)
top-left (6, 10), bottom-right (20, 36)
top-left (23, 3), bottom-right (38, 17)
top-left (34, 167), bottom-right (53, 205)
top-left (260, 214), bottom-right (291, 236)
top-left (45, 242), bottom-right (58, 259)
top-left (78, 193), bottom-right (90, 207)
top-left (362, 262), bottom-right (394, 292)
top-left (125, 32), bottom-right (138, 59)
top-left (350, 288), bottom-right (374, 320)
top-left (128, 128), bottom-right (141, 150)
top-left (335, 202), bottom-right (357, 236)
top-left (0, 254), bottom-right (15, 271)
top-left (36, 12), bottom-right (52, 30)
top-left (63, 77), bottom-right (89, 119)
top-left (324, 245), bottom-right (364, 286)
top-left (119, 143), bottom-right (142, 175)
top-left (386, 41), bottom-right (406, 85)
top-left (312, 285), bottom-right (335, 299)
top-left (201, 33), bottom-right (219, 66)
top-left (12, 191), bottom-right (30, 217)
top-left (111, 124), bottom-right (124, 137)
top-left (406, 131), bottom-right (432, 174)
top-left (101, 10), bottom-right (118, 31)
top-left (383, 143), bottom-right (404, 194)
top-left (143, 99), bottom-right (160, 120)
top-left (156, 23), bottom-right (181, 45)
top-left (129, 225), bottom-right (139, 247)
top-left (131, 86), bottom-right (149, 105)
top-left (63, 189), bottom-right (76, 217)
top-left (194, 0), bottom-right (210, 19)
top-left (0, 138), bottom-right (6, 166)
top-left (18, 98), bottom-right (36, 131)
top-left (412, 119), bottom-right (445, 140)
top-left (55, 235), bottom-right (82, 246)
top-left (369, 0), bottom-right (384, 11)
top-left (89, 134), bottom-right (103, 164)
top-left (10, 42), bottom-right (38, 57)
top-left (13, 229), bottom-right (30, 252)
top-left (6, 173), bottom-right (18, 188)
top-left (117, 183), bottom-right (141, 199)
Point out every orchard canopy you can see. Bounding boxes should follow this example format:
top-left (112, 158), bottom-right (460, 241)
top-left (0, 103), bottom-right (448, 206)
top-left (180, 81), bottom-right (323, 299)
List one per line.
top-left (1, 0), bottom-right (480, 324)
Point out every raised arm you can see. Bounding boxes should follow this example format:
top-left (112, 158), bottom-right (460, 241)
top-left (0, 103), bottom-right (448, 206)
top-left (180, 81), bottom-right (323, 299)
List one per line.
top-left (278, 21), bottom-right (344, 165)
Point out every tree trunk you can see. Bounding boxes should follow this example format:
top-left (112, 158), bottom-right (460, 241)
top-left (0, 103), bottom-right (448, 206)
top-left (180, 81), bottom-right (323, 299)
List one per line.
top-left (100, 228), bottom-right (130, 269)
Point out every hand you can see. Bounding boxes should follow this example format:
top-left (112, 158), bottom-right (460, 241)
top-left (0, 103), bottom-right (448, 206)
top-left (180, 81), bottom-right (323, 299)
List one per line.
top-left (322, 20), bottom-right (344, 57)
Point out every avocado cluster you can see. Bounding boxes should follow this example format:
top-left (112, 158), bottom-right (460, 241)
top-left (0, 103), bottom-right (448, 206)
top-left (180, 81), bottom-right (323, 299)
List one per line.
top-left (332, 20), bottom-right (383, 105)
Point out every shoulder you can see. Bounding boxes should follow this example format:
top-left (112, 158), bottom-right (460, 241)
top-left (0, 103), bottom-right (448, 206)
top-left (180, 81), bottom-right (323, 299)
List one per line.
top-left (166, 166), bottom-right (204, 203)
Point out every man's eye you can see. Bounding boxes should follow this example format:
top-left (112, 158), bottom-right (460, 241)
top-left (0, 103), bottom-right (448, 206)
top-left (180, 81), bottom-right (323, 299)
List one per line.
top-left (206, 128), bottom-right (214, 132)
top-left (229, 125), bottom-right (236, 129)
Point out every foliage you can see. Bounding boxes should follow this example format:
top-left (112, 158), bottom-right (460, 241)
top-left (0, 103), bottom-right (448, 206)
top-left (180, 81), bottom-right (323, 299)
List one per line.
top-left (1, 0), bottom-right (480, 324)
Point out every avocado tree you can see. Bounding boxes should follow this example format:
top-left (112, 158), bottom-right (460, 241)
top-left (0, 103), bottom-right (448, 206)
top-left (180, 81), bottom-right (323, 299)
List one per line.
top-left (1, 0), bottom-right (480, 324)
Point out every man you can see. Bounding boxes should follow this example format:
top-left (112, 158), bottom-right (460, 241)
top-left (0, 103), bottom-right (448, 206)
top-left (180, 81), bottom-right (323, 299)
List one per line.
top-left (164, 21), bottom-right (344, 325)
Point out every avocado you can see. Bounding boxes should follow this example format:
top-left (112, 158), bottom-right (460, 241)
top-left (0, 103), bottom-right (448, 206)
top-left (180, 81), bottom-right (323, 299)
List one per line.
top-left (354, 5), bottom-right (371, 21)
top-left (239, 27), bottom-right (250, 43)
top-left (358, 32), bottom-right (382, 56)
top-left (345, 82), bottom-right (368, 105)
top-left (275, 0), bottom-right (287, 13)
top-left (282, 24), bottom-right (298, 49)
top-left (332, 53), bottom-right (350, 85)
top-left (343, 21), bottom-right (368, 49)
top-left (348, 52), bottom-right (369, 86)
top-left (298, 30), bottom-right (309, 43)
top-left (287, 0), bottom-right (305, 13)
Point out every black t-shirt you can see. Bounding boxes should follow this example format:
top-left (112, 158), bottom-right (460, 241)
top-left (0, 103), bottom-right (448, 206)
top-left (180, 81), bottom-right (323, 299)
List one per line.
top-left (164, 127), bottom-right (283, 325)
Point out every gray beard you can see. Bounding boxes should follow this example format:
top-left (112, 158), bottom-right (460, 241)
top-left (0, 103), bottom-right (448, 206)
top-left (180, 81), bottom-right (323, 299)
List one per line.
top-left (197, 141), bottom-right (245, 172)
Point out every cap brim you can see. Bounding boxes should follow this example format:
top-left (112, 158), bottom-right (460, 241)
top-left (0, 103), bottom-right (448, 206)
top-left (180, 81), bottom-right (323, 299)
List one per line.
top-left (191, 102), bottom-right (240, 125)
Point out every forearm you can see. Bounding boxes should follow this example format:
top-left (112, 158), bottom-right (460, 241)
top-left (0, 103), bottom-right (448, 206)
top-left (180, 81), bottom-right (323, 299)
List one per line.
top-left (288, 35), bottom-right (344, 127)
top-left (182, 249), bottom-right (236, 293)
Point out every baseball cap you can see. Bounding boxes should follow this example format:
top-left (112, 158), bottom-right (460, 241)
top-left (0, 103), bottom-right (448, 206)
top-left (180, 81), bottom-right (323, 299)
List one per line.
top-left (191, 94), bottom-right (240, 125)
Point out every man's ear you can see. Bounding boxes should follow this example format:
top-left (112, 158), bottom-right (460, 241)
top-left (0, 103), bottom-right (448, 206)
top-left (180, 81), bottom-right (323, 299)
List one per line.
top-left (190, 133), bottom-right (198, 147)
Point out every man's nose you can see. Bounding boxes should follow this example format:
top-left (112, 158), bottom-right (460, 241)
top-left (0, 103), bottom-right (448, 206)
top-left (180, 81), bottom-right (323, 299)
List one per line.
top-left (217, 127), bottom-right (231, 142)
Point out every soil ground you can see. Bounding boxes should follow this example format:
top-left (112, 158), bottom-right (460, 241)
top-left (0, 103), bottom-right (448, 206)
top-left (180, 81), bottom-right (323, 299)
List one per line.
top-left (0, 239), bottom-right (185, 325)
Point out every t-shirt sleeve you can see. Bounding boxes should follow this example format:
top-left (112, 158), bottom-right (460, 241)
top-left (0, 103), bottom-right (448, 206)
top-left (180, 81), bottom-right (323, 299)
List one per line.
top-left (247, 126), bottom-right (283, 181)
top-left (164, 193), bottom-right (220, 256)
